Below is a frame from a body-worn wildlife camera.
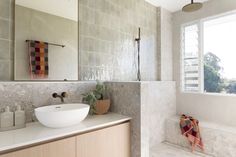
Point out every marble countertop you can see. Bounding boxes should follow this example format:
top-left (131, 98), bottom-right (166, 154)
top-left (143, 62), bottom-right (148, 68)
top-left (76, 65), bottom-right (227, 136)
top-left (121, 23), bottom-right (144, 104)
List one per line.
top-left (0, 113), bottom-right (131, 153)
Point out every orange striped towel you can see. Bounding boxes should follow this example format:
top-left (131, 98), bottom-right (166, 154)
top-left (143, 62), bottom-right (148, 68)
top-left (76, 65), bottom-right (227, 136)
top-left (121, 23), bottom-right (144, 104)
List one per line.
top-left (180, 114), bottom-right (204, 152)
top-left (28, 40), bottom-right (49, 79)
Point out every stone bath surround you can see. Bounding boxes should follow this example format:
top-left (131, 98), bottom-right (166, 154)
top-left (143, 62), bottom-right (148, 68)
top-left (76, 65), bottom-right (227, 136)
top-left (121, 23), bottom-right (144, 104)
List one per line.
top-left (152, 143), bottom-right (211, 157)
top-left (165, 116), bottom-right (236, 157)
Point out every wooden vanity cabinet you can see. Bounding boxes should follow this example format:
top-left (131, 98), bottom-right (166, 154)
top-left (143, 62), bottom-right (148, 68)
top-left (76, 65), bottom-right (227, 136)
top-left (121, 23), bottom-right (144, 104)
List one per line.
top-left (0, 122), bottom-right (130, 157)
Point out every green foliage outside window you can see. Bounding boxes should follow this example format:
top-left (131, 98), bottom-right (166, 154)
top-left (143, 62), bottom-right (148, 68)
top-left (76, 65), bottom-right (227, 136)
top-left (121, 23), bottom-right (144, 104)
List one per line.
top-left (204, 52), bottom-right (236, 94)
top-left (204, 52), bottom-right (223, 93)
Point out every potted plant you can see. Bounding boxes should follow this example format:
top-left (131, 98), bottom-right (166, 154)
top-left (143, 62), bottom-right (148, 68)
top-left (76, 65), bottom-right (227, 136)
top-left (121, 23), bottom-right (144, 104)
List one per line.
top-left (82, 82), bottom-right (110, 115)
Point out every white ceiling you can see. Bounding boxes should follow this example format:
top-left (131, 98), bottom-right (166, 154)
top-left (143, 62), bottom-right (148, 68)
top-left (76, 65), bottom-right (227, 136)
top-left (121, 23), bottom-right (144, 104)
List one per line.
top-left (145, 0), bottom-right (209, 12)
top-left (16, 0), bottom-right (78, 21)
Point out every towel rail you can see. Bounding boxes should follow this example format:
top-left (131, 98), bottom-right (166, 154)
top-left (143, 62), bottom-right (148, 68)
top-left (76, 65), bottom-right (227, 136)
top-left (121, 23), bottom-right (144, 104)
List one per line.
top-left (25, 40), bottom-right (65, 48)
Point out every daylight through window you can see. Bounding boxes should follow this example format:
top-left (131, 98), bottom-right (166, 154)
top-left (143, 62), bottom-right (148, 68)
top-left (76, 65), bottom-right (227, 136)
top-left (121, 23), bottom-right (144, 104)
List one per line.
top-left (182, 12), bottom-right (236, 94)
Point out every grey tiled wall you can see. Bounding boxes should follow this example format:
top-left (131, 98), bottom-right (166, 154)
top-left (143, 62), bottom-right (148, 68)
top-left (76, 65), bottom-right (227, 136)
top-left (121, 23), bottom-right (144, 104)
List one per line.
top-left (0, 0), bottom-right (14, 80)
top-left (159, 8), bottom-right (173, 81)
top-left (79, 0), bottom-right (160, 81)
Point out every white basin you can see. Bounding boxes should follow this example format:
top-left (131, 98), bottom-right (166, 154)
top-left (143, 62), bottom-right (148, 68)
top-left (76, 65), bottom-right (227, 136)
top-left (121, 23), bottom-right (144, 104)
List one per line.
top-left (35, 103), bottom-right (90, 128)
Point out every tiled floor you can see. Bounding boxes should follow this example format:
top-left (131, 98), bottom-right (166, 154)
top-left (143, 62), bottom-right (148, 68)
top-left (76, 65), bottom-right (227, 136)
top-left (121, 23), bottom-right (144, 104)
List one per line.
top-left (151, 143), bottom-right (212, 157)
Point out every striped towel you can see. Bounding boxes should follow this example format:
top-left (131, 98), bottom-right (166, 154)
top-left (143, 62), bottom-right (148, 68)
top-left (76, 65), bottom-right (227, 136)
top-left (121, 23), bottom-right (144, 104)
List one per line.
top-left (28, 40), bottom-right (49, 79)
top-left (180, 114), bottom-right (204, 152)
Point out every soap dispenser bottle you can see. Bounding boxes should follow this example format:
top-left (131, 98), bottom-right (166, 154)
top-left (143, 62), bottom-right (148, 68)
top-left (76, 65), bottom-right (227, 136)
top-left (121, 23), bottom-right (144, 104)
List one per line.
top-left (14, 105), bottom-right (26, 128)
top-left (0, 106), bottom-right (14, 129)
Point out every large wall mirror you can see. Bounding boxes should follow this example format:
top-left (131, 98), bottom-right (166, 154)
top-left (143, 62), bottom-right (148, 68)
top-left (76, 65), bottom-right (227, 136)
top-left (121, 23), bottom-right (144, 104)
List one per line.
top-left (13, 0), bottom-right (78, 81)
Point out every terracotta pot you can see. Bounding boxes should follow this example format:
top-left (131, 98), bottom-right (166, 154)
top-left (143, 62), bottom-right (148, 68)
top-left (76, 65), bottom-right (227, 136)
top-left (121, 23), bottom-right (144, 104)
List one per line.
top-left (95, 99), bottom-right (110, 115)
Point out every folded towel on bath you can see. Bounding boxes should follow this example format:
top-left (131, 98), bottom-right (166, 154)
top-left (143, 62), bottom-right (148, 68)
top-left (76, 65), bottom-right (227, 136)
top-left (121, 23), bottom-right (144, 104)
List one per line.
top-left (28, 40), bottom-right (49, 79)
top-left (179, 114), bottom-right (204, 152)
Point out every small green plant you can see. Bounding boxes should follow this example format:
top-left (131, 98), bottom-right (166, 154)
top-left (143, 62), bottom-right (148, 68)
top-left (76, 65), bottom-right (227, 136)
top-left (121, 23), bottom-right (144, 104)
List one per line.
top-left (82, 82), bottom-right (106, 114)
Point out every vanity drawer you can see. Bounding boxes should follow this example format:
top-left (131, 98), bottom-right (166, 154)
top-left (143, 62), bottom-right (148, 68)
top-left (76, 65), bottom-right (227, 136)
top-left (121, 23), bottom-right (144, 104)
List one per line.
top-left (0, 137), bottom-right (76, 157)
top-left (76, 122), bottom-right (131, 157)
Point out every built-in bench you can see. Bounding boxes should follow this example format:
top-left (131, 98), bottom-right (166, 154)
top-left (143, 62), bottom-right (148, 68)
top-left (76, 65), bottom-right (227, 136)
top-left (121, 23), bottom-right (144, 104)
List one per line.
top-left (165, 116), bottom-right (236, 157)
top-left (151, 142), bottom-right (212, 157)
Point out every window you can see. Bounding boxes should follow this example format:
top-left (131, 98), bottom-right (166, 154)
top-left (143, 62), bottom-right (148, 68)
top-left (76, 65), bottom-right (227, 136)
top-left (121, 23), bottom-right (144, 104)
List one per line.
top-left (182, 12), bottom-right (236, 94)
top-left (182, 24), bottom-right (201, 92)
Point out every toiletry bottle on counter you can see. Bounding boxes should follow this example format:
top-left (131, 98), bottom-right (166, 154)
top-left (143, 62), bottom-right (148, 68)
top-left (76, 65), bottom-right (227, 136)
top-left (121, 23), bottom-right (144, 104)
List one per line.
top-left (14, 105), bottom-right (26, 127)
top-left (0, 106), bottom-right (14, 128)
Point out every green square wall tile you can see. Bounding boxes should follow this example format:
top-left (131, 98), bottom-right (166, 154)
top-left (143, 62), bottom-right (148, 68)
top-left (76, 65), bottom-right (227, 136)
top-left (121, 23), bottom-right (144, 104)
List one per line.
top-left (0, 40), bottom-right (10, 59)
top-left (0, 19), bottom-right (10, 39)
top-left (0, 0), bottom-right (10, 19)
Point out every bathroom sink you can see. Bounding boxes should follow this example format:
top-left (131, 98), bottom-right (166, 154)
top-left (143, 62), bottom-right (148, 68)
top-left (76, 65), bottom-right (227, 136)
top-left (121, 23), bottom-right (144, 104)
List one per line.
top-left (35, 103), bottom-right (90, 128)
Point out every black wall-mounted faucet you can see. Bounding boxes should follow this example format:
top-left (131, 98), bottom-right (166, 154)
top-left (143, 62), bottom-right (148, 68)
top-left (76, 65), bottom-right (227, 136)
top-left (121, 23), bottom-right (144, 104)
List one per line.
top-left (52, 92), bottom-right (68, 103)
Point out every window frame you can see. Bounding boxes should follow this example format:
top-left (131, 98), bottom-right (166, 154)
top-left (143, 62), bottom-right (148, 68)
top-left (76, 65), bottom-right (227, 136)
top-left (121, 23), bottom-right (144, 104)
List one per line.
top-left (180, 10), bottom-right (236, 95)
top-left (181, 20), bottom-right (203, 93)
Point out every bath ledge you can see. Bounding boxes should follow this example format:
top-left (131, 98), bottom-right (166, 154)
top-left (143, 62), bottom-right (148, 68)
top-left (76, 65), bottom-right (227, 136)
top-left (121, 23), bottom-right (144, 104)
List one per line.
top-left (168, 115), bottom-right (236, 135)
top-left (0, 113), bottom-right (131, 154)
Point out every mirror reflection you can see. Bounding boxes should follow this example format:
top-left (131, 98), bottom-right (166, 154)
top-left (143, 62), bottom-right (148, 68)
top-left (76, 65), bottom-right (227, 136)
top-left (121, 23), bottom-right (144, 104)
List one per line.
top-left (14, 0), bottom-right (78, 81)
